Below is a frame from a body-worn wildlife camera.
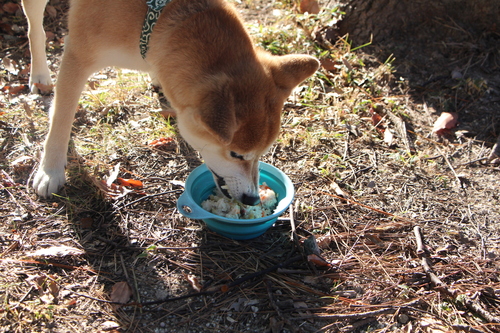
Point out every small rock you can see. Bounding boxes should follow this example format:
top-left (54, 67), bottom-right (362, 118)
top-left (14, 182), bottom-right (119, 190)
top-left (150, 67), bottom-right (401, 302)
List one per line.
top-left (398, 314), bottom-right (410, 324)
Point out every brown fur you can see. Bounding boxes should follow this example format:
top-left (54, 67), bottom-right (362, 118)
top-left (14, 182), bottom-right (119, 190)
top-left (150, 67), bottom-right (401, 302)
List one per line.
top-left (26, 0), bottom-right (319, 204)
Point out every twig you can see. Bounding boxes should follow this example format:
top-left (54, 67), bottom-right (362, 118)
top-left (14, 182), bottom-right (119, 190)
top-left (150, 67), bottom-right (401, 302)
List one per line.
top-left (462, 293), bottom-right (500, 324)
top-left (413, 226), bottom-right (425, 255)
top-left (451, 324), bottom-right (487, 333)
top-left (0, 258), bottom-right (104, 274)
top-left (294, 305), bottom-right (404, 320)
top-left (293, 299), bottom-right (424, 321)
top-left (118, 189), bottom-right (181, 208)
top-left (434, 146), bottom-right (464, 188)
top-left (414, 227), bottom-right (500, 324)
top-left (457, 157), bottom-right (488, 166)
top-left (9, 286), bottom-right (34, 310)
top-left (413, 226), bottom-right (449, 291)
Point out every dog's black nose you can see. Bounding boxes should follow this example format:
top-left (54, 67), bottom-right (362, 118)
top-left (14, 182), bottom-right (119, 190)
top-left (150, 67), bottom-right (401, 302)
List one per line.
top-left (241, 193), bottom-right (260, 206)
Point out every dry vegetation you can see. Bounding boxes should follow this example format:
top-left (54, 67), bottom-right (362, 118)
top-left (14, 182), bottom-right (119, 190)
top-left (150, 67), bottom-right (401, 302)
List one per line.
top-left (1, 0), bottom-right (499, 332)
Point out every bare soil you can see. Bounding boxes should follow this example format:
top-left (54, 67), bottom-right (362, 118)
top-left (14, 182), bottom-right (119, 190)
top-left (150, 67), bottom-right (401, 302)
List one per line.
top-left (1, 0), bottom-right (499, 332)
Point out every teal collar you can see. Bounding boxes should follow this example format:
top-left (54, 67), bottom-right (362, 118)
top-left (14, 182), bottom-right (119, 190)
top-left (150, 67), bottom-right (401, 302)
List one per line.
top-left (140, 0), bottom-right (173, 59)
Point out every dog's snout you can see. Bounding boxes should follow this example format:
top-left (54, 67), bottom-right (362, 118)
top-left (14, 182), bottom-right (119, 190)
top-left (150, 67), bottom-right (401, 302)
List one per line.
top-left (241, 193), bottom-right (260, 206)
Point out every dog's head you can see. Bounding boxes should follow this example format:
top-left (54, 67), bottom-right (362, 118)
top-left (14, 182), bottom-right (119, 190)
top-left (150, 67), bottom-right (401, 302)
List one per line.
top-left (176, 51), bottom-right (319, 205)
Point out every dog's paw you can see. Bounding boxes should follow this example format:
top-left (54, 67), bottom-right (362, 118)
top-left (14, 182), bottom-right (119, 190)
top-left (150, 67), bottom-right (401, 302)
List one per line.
top-left (33, 166), bottom-right (65, 198)
top-left (29, 72), bottom-right (53, 94)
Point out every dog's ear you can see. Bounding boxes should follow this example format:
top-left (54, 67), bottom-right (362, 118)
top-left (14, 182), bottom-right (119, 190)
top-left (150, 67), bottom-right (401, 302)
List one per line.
top-left (197, 83), bottom-right (237, 145)
top-left (271, 54), bottom-right (319, 92)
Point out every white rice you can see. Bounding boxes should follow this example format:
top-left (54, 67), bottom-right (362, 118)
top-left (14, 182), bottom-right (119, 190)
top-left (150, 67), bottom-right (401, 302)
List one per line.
top-left (201, 183), bottom-right (278, 219)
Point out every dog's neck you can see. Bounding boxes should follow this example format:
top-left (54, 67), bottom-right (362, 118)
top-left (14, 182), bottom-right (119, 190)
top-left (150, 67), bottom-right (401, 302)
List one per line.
top-left (140, 0), bottom-right (174, 58)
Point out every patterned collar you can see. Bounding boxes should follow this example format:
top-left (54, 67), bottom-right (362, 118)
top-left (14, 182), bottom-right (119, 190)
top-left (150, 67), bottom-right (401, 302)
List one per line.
top-left (140, 0), bottom-right (173, 59)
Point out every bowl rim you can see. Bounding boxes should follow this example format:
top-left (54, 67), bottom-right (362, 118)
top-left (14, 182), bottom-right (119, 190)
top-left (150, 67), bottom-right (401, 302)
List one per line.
top-left (177, 162), bottom-right (294, 225)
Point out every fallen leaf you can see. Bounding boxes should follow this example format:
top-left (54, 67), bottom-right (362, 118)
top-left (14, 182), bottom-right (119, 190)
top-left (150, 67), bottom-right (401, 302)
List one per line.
top-left (23, 102), bottom-right (33, 117)
top-left (370, 108), bottom-right (385, 133)
top-left (2, 57), bottom-right (18, 75)
top-left (149, 137), bottom-right (175, 148)
top-left (4, 85), bottom-right (28, 95)
top-left (320, 58), bottom-right (336, 71)
top-left (45, 30), bottom-right (56, 42)
top-left (299, 0), bottom-right (320, 14)
top-left (383, 128), bottom-right (394, 146)
top-left (88, 80), bottom-right (100, 90)
top-left (91, 177), bottom-right (134, 199)
top-left (27, 245), bottom-right (85, 258)
top-left (47, 280), bottom-right (60, 298)
top-left (432, 112), bottom-right (458, 136)
top-left (183, 273), bottom-right (202, 292)
top-left (33, 82), bottom-right (54, 94)
top-left (2, 2), bottom-right (19, 14)
top-left (11, 155), bottom-right (34, 172)
top-left (307, 253), bottom-right (332, 267)
top-left (330, 181), bottom-right (347, 198)
top-left (27, 274), bottom-right (46, 291)
top-left (110, 281), bottom-right (133, 305)
top-left (106, 163), bottom-right (121, 187)
top-left (117, 178), bottom-right (143, 188)
top-left (45, 5), bottom-right (57, 18)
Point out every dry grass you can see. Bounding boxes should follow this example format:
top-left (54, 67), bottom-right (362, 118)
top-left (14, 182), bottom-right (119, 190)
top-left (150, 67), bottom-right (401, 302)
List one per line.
top-left (1, 0), bottom-right (499, 332)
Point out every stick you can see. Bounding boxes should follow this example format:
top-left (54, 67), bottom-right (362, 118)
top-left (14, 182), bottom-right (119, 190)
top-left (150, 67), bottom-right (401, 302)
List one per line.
top-left (413, 226), bottom-right (448, 290)
top-left (413, 226), bottom-right (425, 255)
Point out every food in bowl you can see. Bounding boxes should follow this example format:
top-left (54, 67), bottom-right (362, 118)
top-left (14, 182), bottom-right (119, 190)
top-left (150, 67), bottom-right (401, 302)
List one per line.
top-left (201, 183), bottom-right (278, 219)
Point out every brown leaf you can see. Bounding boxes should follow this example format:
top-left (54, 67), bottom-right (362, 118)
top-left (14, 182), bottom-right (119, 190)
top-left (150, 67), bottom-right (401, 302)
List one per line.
top-left (299, 0), bottom-right (320, 14)
top-left (149, 137), bottom-right (175, 147)
top-left (370, 108), bottom-right (385, 133)
top-left (320, 58), bottom-right (336, 71)
top-left (23, 102), bottom-right (33, 117)
top-left (432, 112), bottom-right (458, 136)
top-left (307, 253), bottom-right (332, 267)
top-left (2, 57), bottom-right (18, 75)
top-left (33, 82), bottom-right (54, 94)
top-left (4, 85), bottom-right (28, 95)
top-left (47, 280), bottom-right (60, 298)
top-left (117, 178), bottom-right (143, 188)
top-left (45, 5), bottom-right (57, 18)
top-left (110, 281), bottom-right (133, 305)
top-left (2, 2), bottom-right (20, 14)
top-left (27, 274), bottom-right (46, 291)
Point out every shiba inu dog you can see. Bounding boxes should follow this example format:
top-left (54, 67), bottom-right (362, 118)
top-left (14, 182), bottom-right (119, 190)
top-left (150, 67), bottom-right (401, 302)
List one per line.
top-left (24, 0), bottom-right (319, 205)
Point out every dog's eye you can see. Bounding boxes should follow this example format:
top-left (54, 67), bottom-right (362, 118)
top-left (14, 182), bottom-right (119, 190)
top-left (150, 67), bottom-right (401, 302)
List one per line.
top-left (230, 151), bottom-right (244, 160)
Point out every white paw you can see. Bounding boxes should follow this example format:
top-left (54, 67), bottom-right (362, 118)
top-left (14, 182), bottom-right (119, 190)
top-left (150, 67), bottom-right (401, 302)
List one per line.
top-left (33, 165), bottom-right (66, 198)
top-left (29, 71), bottom-right (52, 94)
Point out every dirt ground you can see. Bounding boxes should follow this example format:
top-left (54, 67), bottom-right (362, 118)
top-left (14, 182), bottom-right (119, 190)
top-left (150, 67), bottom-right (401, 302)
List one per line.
top-left (1, 0), bottom-right (499, 332)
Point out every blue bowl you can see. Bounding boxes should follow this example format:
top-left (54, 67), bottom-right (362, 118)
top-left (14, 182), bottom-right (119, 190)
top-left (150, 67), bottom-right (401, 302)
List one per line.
top-left (177, 162), bottom-right (294, 240)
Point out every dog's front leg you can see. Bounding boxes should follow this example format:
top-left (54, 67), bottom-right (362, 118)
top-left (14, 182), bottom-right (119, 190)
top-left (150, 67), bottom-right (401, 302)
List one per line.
top-left (33, 45), bottom-right (94, 197)
top-left (21, 0), bottom-right (52, 93)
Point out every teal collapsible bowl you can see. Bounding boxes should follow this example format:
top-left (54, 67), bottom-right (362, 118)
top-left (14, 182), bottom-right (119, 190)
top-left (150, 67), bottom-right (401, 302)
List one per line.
top-left (177, 162), bottom-right (294, 240)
